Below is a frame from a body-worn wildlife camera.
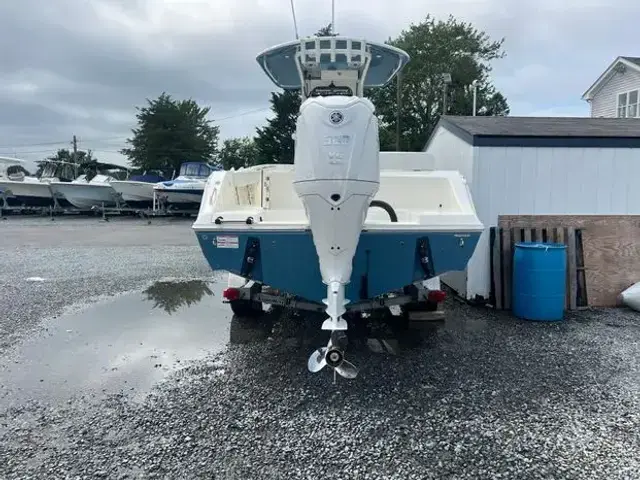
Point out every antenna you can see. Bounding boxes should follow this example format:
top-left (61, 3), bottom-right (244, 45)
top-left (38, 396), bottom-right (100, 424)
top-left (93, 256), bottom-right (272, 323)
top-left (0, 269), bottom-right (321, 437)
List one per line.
top-left (289, 0), bottom-right (299, 39)
top-left (331, 0), bottom-right (335, 35)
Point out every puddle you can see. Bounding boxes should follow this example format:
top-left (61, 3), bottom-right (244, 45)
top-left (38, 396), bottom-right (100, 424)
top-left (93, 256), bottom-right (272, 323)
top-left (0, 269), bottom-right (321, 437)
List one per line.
top-left (0, 279), bottom-right (233, 407)
top-left (0, 276), bottom-right (445, 408)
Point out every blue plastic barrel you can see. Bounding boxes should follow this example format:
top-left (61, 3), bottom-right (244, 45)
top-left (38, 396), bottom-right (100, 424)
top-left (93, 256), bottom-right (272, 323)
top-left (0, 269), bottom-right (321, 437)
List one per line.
top-left (512, 242), bottom-right (567, 321)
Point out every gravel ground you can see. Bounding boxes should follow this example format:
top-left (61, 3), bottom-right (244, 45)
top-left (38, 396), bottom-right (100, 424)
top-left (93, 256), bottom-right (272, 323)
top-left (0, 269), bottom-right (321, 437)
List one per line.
top-left (1, 216), bottom-right (639, 479)
top-left (0, 216), bottom-right (211, 350)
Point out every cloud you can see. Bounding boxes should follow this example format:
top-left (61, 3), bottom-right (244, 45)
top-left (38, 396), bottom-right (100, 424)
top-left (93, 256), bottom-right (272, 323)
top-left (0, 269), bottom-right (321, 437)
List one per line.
top-left (0, 0), bottom-right (639, 167)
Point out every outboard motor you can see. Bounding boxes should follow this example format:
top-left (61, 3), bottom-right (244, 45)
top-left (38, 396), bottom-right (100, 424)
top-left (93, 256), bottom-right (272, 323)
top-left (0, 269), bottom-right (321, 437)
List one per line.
top-left (255, 36), bottom-right (410, 379)
top-left (293, 95), bottom-right (380, 331)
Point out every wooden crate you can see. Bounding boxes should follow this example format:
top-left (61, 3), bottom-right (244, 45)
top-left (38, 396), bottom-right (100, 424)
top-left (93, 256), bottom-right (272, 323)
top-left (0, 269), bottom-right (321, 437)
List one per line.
top-left (490, 226), bottom-right (585, 310)
top-left (499, 215), bottom-right (640, 307)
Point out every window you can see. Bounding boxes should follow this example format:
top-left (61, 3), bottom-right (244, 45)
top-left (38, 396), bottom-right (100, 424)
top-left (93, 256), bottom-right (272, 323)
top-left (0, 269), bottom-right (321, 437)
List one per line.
top-left (629, 90), bottom-right (638, 117)
top-left (617, 89), bottom-right (640, 118)
top-left (618, 93), bottom-right (627, 117)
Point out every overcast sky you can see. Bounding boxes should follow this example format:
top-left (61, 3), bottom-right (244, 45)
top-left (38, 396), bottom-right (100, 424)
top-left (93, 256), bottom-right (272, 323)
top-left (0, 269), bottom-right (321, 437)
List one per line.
top-left (1, 0), bottom-right (637, 171)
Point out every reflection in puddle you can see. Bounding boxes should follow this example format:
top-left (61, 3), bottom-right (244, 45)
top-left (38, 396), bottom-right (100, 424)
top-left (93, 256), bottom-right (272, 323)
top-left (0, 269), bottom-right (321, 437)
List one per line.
top-left (1, 276), bottom-right (445, 408)
top-left (0, 279), bottom-right (229, 408)
top-left (143, 280), bottom-right (213, 314)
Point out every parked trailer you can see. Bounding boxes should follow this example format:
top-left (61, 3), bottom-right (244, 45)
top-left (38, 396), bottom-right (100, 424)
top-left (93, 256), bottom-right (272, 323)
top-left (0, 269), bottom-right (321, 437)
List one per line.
top-left (221, 273), bottom-right (447, 322)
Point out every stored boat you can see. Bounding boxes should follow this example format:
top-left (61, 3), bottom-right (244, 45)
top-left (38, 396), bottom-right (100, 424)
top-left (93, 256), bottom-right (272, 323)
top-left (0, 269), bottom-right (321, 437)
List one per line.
top-left (110, 172), bottom-right (167, 209)
top-left (0, 156), bottom-right (26, 185)
top-left (0, 156), bottom-right (26, 207)
top-left (154, 162), bottom-right (217, 210)
top-left (0, 160), bottom-right (78, 208)
top-left (49, 164), bottom-right (129, 210)
top-left (193, 36), bottom-right (484, 379)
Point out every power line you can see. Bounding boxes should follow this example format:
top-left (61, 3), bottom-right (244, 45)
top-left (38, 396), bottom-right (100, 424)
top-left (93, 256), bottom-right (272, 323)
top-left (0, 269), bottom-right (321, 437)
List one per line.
top-left (0, 149), bottom-right (63, 155)
top-left (214, 107), bottom-right (270, 122)
top-left (0, 107), bottom-right (271, 150)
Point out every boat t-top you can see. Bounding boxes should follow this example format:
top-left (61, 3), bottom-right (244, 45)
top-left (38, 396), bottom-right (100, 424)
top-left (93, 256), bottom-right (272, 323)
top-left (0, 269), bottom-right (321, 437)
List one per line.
top-left (193, 35), bottom-right (484, 381)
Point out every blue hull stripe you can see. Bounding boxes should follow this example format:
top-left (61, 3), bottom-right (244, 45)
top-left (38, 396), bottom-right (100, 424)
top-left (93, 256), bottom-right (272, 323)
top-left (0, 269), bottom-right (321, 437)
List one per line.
top-left (195, 229), bottom-right (480, 303)
top-left (157, 189), bottom-right (202, 195)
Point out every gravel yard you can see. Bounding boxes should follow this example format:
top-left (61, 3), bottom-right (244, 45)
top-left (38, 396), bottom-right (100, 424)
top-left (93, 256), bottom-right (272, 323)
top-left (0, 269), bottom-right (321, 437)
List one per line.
top-left (0, 216), bottom-right (639, 479)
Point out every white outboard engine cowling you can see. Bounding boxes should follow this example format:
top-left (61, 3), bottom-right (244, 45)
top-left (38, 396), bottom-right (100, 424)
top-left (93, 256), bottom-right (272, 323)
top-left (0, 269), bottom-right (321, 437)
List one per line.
top-left (293, 95), bottom-right (380, 330)
top-left (253, 35), bottom-right (410, 378)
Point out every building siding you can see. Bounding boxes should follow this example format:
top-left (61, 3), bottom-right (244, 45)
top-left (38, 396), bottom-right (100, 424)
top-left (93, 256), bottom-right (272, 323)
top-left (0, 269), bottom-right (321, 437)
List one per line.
top-left (590, 67), bottom-right (640, 117)
top-left (466, 145), bottom-right (640, 299)
top-left (425, 126), bottom-right (475, 181)
top-left (423, 126), bottom-right (475, 296)
top-left (425, 127), bottom-right (640, 300)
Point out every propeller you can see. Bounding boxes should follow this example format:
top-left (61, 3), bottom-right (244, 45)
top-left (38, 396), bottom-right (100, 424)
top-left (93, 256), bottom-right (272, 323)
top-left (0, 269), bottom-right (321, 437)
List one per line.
top-left (307, 330), bottom-right (359, 381)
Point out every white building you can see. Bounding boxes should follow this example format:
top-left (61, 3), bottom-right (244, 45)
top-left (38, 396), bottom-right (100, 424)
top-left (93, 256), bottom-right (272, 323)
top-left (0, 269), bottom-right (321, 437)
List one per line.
top-left (583, 56), bottom-right (640, 118)
top-left (423, 115), bottom-right (640, 302)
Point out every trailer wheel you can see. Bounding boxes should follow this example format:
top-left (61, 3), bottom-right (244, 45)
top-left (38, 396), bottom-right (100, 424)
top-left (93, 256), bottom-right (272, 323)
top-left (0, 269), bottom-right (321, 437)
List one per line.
top-left (401, 299), bottom-right (439, 317)
top-left (229, 299), bottom-right (264, 317)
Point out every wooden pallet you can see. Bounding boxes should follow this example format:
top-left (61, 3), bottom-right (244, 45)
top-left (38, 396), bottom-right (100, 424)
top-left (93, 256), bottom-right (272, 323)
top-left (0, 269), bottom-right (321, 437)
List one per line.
top-left (489, 226), bottom-right (586, 310)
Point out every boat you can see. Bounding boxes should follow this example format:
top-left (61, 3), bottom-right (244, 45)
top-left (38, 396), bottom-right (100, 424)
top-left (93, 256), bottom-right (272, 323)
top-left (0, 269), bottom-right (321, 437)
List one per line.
top-left (0, 159), bottom-right (79, 208)
top-left (192, 36), bottom-right (484, 380)
top-left (0, 156), bottom-right (26, 207)
top-left (153, 162), bottom-right (218, 210)
top-left (49, 163), bottom-right (129, 210)
top-left (110, 172), bottom-right (167, 209)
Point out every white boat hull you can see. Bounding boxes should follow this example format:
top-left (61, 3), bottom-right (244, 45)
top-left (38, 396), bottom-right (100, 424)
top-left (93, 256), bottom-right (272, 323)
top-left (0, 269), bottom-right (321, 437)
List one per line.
top-left (192, 165), bottom-right (484, 303)
top-left (49, 183), bottom-right (118, 210)
top-left (110, 181), bottom-right (155, 208)
top-left (0, 180), bottom-right (54, 207)
top-left (154, 188), bottom-right (203, 209)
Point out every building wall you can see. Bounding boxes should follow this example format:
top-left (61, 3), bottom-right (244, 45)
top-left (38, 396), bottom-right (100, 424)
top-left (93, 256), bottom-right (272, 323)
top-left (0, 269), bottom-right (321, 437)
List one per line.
top-left (590, 67), bottom-right (640, 117)
top-left (467, 145), bottom-right (640, 299)
top-left (423, 126), bottom-right (476, 295)
top-left (425, 126), bottom-right (475, 181)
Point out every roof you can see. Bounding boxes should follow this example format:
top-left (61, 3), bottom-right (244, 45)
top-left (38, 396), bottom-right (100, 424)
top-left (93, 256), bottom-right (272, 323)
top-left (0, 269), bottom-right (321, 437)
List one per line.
top-left (424, 116), bottom-right (640, 149)
top-left (582, 56), bottom-right (640, 100)
top-left (622, 56), bottom-right (640, 67)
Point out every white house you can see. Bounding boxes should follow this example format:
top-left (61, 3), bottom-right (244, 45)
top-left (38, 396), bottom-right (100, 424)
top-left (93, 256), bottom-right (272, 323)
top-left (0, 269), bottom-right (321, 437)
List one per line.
top-left (583, 56), bottom-right (640, 118)
top-left (423, 115), bottom-right (640, 303)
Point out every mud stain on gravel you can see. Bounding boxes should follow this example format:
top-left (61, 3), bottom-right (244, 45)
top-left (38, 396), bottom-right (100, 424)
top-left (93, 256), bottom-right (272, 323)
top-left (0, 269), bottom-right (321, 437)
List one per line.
top-left (0, 279), bottom-right (232, 407)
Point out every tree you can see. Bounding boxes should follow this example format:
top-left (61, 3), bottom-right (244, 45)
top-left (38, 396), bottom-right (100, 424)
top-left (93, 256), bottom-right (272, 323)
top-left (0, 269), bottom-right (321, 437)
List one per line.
top-left (143, 280), bottom-right (213, 315)
top-left (254, 24), bottom-right (334, 165)
top-left (120, 92), bottom-right (219, 175)
top-left (254, 91), bottom-right (302, 164)
top-left (219, 137), bottom-right (259, 170)
top-left (368, 15), bottom-right (510, 151)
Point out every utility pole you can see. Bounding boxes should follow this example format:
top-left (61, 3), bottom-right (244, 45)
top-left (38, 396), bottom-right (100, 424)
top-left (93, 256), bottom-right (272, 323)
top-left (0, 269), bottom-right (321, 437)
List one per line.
top-left (71, 135), bottom-right (79, 178)
top-left (441, 73), bottom-right (452, 115)
top-left (471, 80), bottom-right (478, 116)
top-left (72, 135), bottom-right (78, 161)
top-left (395, 71), bottom-right (402, 151)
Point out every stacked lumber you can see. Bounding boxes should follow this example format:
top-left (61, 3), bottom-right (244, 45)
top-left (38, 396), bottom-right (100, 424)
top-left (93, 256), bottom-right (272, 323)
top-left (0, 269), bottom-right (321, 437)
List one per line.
top-left (491, 215), bottom-right (640, 308)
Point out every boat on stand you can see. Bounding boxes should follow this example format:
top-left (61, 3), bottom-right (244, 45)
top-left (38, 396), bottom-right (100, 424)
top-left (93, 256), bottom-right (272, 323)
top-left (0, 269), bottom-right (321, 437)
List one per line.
top-left (110, 171), bottom-right (167, 210)
top-left (153, 162), bottom-right (219, 212)
top-left (49, 163), bottom-right (130, 211)
top-left (192, 35), bottom-right (484, 381)
top-left (0, 159), bottom-right (79, 209)
top-left (0, 156), bottom-right (27, 209)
